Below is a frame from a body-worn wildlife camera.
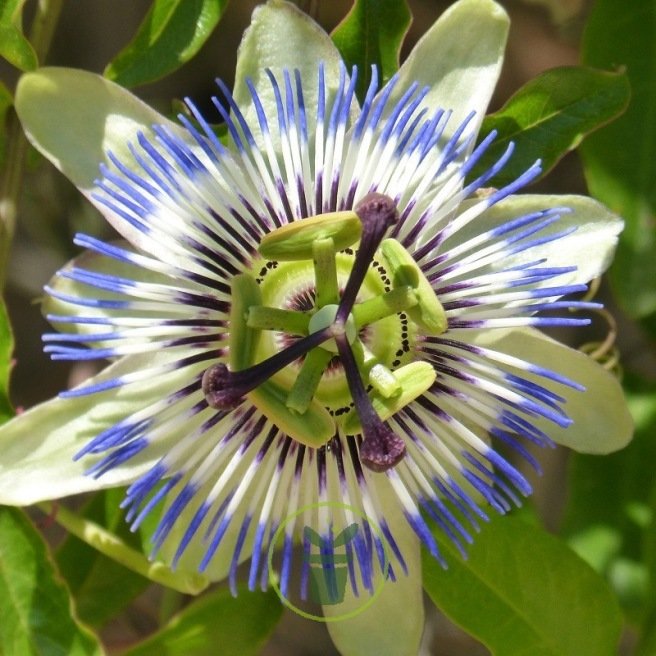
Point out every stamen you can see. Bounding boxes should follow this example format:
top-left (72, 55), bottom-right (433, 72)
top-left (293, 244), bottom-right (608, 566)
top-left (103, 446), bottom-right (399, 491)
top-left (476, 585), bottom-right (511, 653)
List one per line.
top-left (356, 342), bottom-right (401, 399)
top-left (336, 193), bottom-right (399, 324)
top-left (286, 347), bottom-right (333, 414)
top-left (352, 285), bottom-right (418, 328)
top-left (334, 332), bottom-right (406, 472)
top-left (312, 237), bottom-right (339, 306)
top-left (228, 273), bottom-right (263, 372)
top-left (258, 210), bottom-right (362, 260)
top-left (341, 361), bottom-right (437, 435)
top-left (247, 306), bottom-right (310, 334)
top-left (353, 341), bottom-right (401, 398)
top-left (205, 193), bottom-right (425, 456)
top-left (369, 364), bottom-right (401, 398)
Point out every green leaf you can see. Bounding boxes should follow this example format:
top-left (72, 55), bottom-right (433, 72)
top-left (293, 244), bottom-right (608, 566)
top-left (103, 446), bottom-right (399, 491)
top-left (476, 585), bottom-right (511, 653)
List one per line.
top-left (0, 25), bottom-right (37, 70)
top-left (104, 0), bottom-right (228, 88)
top-left (122, 587), bottom-right (283, 656)
top-left (331, 0), bottom-right (411, 103)
top-left (0, 297), bottom-right (14, 423)
top-left (580, 1), bottom-right (656, 318)
top-left (0, 0), bottom-right (27, 25)
top-left (422, 514), bottom-right (623, 656)
top-left (0, 0), bottom-right (37, 71)
top-left (472, 66), bottom-right (630, 186)
top-left (56, 489), bottom-right (150, 628)
top-left (40, 500), bottom-right (209, 595)
top-left (0, 507), bottom-right (103, 655)
top-left (562, 385), bottom-right (656, 616)
top-left (638, 481), bottom-right (656, 654)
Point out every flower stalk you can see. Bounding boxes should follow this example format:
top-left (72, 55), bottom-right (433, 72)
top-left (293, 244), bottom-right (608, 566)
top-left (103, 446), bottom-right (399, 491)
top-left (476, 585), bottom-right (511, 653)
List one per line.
top-left (37, 501), bottom-right (210, 594)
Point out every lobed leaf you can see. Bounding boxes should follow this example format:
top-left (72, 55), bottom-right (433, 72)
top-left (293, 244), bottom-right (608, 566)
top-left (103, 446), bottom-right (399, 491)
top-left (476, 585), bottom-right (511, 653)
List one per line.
top-left (104, 0), bottom-right (229, 88)
top-left (472, 66), bottom-right (630, 186)
top-left (0, 507), bottom-right (103, 655)
top-left (423, 514), bottom-right (623, 656)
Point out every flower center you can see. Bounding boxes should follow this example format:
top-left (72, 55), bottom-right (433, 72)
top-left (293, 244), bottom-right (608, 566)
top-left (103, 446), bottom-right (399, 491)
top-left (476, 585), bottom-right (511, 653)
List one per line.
top-left (307, 304), bottom-right (357, 353)
top-left (202, 194), bottom-right (447, 471)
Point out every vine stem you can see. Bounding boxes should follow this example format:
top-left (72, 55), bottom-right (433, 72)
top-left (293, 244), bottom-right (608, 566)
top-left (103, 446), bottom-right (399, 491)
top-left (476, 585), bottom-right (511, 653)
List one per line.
top-left (37, 501), bottom-right (211, 594)
top-left (0, 0), bottom-right (64, 288)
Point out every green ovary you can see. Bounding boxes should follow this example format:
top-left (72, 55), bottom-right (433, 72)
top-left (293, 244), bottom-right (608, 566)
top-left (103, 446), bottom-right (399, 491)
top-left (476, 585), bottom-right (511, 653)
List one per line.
top-left (223, 213), bottom-right (446, 449)
top-left (254, 252), bottom-right (417, 413)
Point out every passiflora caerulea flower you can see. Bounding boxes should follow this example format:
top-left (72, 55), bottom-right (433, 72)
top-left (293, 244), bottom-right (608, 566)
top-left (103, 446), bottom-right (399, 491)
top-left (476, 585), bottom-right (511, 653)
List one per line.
top-left (0, 0), bottom-right (632, 652)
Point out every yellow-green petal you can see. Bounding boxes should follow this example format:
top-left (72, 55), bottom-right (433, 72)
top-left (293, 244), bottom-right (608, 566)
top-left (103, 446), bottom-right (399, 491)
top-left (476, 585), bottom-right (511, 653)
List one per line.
top-left (233, 0), bottom-right (349, 152)
top-left (0, 352), bottom-right (198, 505)
top-left (323, 475), bottom-right (424, 656)
top-left (15, 67), bottom-right (184, 249)
top-left (387, 0), bottom-right (509, 142)
top-left (471, 327), bottom-right (633, 454)
top-left (447, 194), bottom-right (623, 286)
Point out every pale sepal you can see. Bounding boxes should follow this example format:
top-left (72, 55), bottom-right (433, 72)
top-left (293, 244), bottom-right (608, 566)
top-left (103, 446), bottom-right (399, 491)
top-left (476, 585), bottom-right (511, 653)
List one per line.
top-left (387, 0), bottom-right (509, 143)
top-left (14, 67), bottom-right (185, 251)
top-left (472, 327), bottom-right (633, 454)
top-left (444, 194), bottom-right (623, 287)
top-left (154, 458), bottom-right (257, 584)
top-left (43, 245), bottom-right (195, 341)
top-left (233, 0), bottom-right (350, 151)
top-left (323, 475), bottom-right (424, 656)
top-left (0, 352), bottom-right (206, 504)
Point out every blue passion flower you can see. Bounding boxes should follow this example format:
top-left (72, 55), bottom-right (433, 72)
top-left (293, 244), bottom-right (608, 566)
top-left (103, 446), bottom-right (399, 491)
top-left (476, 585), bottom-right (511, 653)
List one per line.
top-left (0, 0), bottom-right (632, 651)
